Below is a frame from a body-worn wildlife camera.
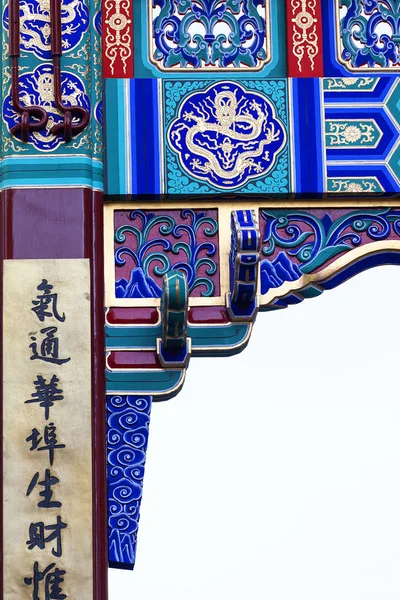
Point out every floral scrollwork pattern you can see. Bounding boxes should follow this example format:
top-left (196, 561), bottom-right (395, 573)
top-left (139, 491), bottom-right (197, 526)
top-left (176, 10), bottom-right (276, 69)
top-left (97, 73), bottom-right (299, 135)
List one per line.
top-left (260, 208), bottom-right (400, 294)
top-left (339, 0), bottom-right (400, 70)
top-left (151, 0), bottom-right (270, 71)
top-left (291, 0), bottom-right (319, 72)
top-left (114, 209), bottom-right (219, 298)
top-left (104, 0), bottom-right (132, 75)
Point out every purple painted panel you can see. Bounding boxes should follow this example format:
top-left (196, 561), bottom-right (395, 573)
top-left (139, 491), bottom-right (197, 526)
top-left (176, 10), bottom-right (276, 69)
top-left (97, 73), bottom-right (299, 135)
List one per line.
top-left (114, 209), bottom-right (220, 298)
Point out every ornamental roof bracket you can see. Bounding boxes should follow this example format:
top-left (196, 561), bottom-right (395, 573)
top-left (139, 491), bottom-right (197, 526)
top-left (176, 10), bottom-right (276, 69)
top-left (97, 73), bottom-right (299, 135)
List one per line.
top-left (226, 209), bottom-right (261, 322)
top-left (8, 0), bottom-right (49, 142)
top-left (49, 0), bottom-right (90, 142)
top-left (156, 271), bottom-right (191, 369)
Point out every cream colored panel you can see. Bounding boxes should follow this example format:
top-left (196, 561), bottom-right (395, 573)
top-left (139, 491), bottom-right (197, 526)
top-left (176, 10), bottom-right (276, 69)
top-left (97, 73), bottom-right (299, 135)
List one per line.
top-left (3, 259), bottom-right (93, 600)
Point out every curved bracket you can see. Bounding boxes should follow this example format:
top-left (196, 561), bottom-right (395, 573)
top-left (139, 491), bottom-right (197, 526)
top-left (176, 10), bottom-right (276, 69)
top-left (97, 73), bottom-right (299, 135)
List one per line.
top-left (49, 0), bottom-right (90, 142)
top-left (9, 0), bottom-right (48, 142)
top-left (226, 209), bottom-right (261, 322)
top-left (157, 271), bottom-right (191, 368)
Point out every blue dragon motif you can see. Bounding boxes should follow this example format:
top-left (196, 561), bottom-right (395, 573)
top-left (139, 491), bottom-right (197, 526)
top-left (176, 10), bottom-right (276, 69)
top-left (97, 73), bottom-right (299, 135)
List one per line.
top-left (3, 65), bottom-right (90, 151)
top-left (168, 81), bottom-right (286, 189)
top-left (2, 0), bottom-right (89, 59)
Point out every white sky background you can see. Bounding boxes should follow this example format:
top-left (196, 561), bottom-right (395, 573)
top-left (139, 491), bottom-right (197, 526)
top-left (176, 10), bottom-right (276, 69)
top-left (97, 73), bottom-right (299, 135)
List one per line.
top-left (109, 266), bottom-right (400, 600)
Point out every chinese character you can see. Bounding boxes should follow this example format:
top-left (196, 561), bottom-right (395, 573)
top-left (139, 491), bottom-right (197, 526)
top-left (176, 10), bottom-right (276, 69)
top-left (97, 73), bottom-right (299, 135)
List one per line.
top-left (26, 424), bottom-right (66, 466)
top-left (26, 375), bottom-right (64, 420)
top-left (27, 516), bottom-right (67, 558)
top-left (24, 561), bottom-right (66, 600)
top-left (30, 327), bottom-right (71, 365)
top-left (27, 469), bottom-right (61, 509)
top-left (31, 280), bottom-right (66, 323)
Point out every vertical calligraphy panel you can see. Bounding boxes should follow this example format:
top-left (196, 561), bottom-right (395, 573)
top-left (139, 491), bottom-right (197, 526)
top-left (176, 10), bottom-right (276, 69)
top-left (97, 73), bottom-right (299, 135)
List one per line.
top-left (3, 259), bottom-right (93, 599)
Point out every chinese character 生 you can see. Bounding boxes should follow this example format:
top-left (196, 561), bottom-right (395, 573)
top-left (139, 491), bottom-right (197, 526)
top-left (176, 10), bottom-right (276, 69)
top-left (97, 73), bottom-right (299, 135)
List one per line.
top-left (26, 469), bottom-right (62, 509)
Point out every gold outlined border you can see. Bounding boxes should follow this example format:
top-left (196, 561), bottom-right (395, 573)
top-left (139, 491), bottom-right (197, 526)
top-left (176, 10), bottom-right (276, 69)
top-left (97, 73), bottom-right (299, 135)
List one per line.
top-left (105, 201), bottom-right (400, 309)
top-left (260, 240), bottom-right (400, 306)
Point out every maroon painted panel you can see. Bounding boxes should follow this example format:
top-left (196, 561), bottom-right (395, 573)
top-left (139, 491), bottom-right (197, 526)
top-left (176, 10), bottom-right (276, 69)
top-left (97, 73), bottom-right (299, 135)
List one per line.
top-left (107, 307), bottom-right (160, 325)
top-left (188, 306), bottom-right (230, 324)
top-left (0, 190), bottom-right (107, 600)
top-left (108, 350), bottom-right (161, 369)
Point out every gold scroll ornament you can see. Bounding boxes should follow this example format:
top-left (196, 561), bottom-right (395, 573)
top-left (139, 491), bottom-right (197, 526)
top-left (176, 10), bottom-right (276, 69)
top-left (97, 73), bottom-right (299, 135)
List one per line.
top-left (3, 259), bottom-right (93, 599)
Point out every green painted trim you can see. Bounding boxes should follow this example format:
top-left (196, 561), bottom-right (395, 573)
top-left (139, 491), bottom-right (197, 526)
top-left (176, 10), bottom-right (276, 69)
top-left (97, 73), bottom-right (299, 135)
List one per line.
top-left (106, 368), bottom-right (184, 397)
top-left (105, 323), bottom-right (251, 351)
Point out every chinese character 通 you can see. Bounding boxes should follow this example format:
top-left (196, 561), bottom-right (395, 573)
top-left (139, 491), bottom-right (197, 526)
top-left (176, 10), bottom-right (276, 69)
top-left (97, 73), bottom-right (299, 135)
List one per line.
top-left (26, 424), bottom-right (66, 466)
top-left (25, 375), bottom-right (64, 420)
top-left (30, 327), bottom-right (71, 366)
top-left (26, 469), bottom-right (62, 509)
top-left (24, 561), bottom-right (66, 600)
top-left (27, 516), bottom-right (67, 558)
top-left (31, 279), bottom-right (66, 323)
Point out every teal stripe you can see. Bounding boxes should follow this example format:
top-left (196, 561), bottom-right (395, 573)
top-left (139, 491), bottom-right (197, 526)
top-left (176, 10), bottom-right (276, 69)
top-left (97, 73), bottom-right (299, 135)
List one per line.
top-left (105, 323), bottom-right (250, 351)
top-left (105, 79), bottom-right (127, 194)
top-left (0, 157), bottom-right (103, 189)
top-left (106, 369), bottom-right (184, 396)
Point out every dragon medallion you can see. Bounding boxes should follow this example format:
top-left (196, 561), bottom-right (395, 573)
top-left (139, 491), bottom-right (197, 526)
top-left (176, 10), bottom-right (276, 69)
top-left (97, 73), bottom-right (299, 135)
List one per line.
top-left (2, 0), bottom-right (89, 59)
top-left (3, 65), bottom-right (90, 151)
top-left (167, 82), bottom-right (286, 189)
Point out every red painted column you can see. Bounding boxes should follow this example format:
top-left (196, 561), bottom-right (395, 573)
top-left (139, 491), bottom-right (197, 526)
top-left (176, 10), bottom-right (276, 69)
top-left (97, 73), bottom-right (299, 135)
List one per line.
top-left (102, 0), bottom-right (134, 78)
top-left (0, 190), bottom-right (107, 600)
top-left (285, 0), bottom-right (324, 77)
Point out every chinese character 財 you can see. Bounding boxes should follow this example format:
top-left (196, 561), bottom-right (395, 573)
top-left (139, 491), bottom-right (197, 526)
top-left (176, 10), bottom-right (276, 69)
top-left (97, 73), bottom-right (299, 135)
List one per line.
top-left (27, 516), bottom-right (67, 558)
top-left (26, 469), bottom-right (62, 509)
top-left (25, 375), bottom-right (64, 420)
top-left (26, 424), bottom-right (66, 466)
top-left (31, 279), bottom-right (66, 323)
top-left (30, 327), bottom-right (70, 365)
top-left (24, 561), bottom-right (66, 600)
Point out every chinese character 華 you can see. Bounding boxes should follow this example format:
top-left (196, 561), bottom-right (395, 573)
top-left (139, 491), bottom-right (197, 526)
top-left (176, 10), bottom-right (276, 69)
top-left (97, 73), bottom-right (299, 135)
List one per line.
top-left (25, 375), bottom-right (64, 420)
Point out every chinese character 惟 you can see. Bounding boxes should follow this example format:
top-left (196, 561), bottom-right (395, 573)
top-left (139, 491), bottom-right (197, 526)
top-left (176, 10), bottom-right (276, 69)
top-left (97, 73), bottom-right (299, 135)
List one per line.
top-left (24, 561), bottom-right (66, 600)
top-left (27, 516), bottom-right (67, 558)
top-left (26, 375), bottom-right (64, 420)
top-left (31, 279), bottom-right (66, 323)
top-left (30, 327), bottom-right (70, 366)
top-left (26, 469), bottom-right (62, 509)
top-left (26, 424), bottom-right (66, 466)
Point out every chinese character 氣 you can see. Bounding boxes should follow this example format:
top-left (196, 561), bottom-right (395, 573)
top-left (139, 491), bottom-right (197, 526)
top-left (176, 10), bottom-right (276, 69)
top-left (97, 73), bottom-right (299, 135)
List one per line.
top-left (31, 279), bottom-right (66, 323)
top-left (30, 327), bottom-right (70, 365)
top-left (26, 375), bottom-right (64, 420)
top-left (27, 516), bottom-right (67, 558)
top-left (27, 469), bottom-right (62, 509)
top-left (24, 561), bottom-right (66, 600)
top-left (26, 424), bottom-right (66, 466)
